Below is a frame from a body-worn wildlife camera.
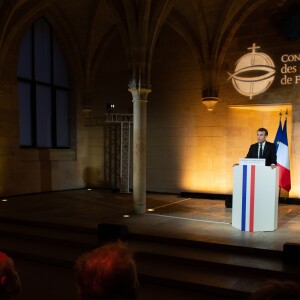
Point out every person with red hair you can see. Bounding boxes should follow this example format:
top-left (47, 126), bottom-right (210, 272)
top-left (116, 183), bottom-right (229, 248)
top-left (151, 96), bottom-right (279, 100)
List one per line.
top-left (0, 252), bottom-right (21, 299)
top-left (74, 242), bottom-right (139, 300)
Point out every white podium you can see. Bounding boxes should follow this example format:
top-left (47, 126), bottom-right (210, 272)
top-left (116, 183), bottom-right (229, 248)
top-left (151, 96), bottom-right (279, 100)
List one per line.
top-left (232, 160), bottom-right (279, 232)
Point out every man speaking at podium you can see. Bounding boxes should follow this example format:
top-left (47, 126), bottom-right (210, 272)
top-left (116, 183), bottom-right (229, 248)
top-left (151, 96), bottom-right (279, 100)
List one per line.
top-left (246, 128), bottom-right (277, 169)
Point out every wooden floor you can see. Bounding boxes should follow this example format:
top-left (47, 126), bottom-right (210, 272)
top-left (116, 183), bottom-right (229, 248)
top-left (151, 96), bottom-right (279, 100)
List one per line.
top-left (1, 188), bottom-right (300, 251)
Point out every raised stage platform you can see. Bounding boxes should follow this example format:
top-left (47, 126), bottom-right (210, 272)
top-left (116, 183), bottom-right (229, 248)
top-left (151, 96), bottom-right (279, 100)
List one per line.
top-left (1, 189), bottom-right (300, 299)
top-left (0, 189), bottom-right (299, 251)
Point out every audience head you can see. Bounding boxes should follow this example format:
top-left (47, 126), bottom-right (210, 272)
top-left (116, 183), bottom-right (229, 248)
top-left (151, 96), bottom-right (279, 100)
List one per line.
top-left (74, 242), bottom-right (139, 300)
top-left (248, 280), bottom-right (300, 300)
top-left (0, 252), bottom-right (21, 299)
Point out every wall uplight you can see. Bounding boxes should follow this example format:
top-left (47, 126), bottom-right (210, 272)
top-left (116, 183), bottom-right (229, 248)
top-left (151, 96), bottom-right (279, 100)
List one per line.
top-left (202, 97), bottom-right (218, 111)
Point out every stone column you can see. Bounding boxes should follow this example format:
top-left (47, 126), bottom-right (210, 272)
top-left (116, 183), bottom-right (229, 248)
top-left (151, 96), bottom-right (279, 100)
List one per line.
top-left (128, 86), bottom-right (151, 214)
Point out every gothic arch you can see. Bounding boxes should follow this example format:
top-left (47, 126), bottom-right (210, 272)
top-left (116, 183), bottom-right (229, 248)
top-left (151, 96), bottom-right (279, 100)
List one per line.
top-left (0, 1), bottom-right (82, 85)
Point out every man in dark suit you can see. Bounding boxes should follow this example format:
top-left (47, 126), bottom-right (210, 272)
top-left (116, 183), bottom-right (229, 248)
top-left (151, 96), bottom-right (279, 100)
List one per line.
top-left (246, 128), bottom-right (277, 168)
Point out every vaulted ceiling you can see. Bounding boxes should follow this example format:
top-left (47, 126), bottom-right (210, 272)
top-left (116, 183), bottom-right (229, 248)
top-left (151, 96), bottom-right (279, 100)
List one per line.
top-left (0, 0), bottom-right (295, 98)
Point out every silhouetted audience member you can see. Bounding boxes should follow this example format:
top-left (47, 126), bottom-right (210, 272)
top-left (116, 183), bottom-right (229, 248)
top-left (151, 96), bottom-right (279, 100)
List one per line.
top-left (74, 242), bottom-right (139, 300)
top-left (0, 252), bottom-right (21, 299)
top-left (248, 280), bottom-right (300, 299)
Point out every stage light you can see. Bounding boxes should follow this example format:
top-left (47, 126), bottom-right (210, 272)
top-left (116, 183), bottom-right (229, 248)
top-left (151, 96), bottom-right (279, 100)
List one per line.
top-left (106, 103), bottom-right (115, 113)
top-left (123, 214), bottom-right (130, 218)
top-left (87, 188), bottom-right (92, 191)
top-left (2, 199), bottom-right (7, 202)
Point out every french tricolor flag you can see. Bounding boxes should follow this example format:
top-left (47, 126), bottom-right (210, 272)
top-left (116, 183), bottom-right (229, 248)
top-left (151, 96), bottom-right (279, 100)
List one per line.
top-left (277, 120), bottom-right (291, 192)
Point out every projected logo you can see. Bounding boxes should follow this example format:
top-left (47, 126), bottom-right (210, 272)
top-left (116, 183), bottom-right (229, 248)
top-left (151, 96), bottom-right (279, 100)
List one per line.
top-left (228, 43), bottom-right (276, 99)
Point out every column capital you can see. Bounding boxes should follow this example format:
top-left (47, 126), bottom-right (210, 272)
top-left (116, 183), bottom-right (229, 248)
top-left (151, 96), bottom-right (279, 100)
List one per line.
top-left (128, 83), bottom-right (151, 101)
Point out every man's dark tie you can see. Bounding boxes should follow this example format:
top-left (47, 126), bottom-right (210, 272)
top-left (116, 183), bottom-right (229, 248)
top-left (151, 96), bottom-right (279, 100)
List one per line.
top-left (259, 143), bottom-right (263, 158)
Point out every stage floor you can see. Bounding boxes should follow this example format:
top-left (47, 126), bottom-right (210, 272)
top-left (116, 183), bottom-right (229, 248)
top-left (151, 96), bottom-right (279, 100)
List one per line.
top-left (0, 189), bottom-right (300, 251)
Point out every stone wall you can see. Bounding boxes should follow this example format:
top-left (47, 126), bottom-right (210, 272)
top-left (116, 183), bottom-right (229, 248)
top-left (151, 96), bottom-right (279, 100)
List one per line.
top-left (0, 0), bottom-right (300, 198)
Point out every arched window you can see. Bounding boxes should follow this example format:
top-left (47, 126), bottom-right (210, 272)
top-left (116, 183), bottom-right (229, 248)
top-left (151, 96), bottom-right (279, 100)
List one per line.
top-left (17, 18), bottom-right (69, 148)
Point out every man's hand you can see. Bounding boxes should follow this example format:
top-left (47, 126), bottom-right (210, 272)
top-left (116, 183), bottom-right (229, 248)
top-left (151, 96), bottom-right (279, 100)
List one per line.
top-left (271, 164), bottom-right (276, 169)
